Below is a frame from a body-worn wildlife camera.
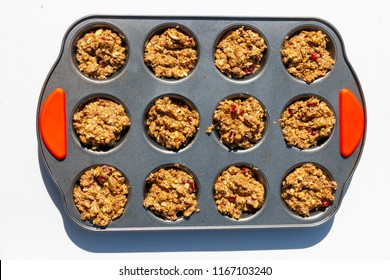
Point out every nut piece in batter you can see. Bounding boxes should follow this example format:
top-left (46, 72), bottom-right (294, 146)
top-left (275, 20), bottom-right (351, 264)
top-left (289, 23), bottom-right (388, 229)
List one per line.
top-left (143, 167), bottom-right (199, 221)
top-left (214, 27), bottom-right (267, 79)
top-left (207, 96), bottom-right (265, 149)
top-left (144, 27), bottom-right (198, 79)
top-left (214, 165), bottom-right (265, 220)
top-left (73, 165), bottom-right (129, 227)
top-left (281, 30), bottom-right (334, 83)
top-left (281, 163), bottom-right (338, 217)
top-left (146, 97), bottom-right (199, 150)
top-left (76, 28), bottom-right (127, 80)
top-left (73, 98), bottom-right (130, 151)
top-left (279, 97), bottom-right (335, 149)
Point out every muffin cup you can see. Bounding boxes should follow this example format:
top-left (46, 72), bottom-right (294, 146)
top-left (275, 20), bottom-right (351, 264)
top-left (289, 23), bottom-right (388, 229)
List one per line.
top-left (213, 24), bottom-right (269, 82)
top-left (71, 23), bottom-right (129, 81)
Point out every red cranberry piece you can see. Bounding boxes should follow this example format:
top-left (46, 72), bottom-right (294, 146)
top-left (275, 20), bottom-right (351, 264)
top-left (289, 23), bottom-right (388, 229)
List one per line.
top-left (241, 167), bottom-right (248, 175)
top-left (239, 109), bottom-right (244, 116)
top-left (248, 46), bottom-right (253, 51)
top-left (97, 176), bottom-right (105, 183)
top-left (244, 63), bottom-right (257, 74)
top-left (322, 200), bottom-right (329, 207)
top-left (187, 182), bottom-right (195, 193)
top-left (229, 130), bottom-right (236, 138)
top-left (306, 126), bottom-right (316, 135)
top-left (230, 104), bottom-right (237, 114)
top-left (228, 196), bottom-right (236, 202)
top-left (307, 101), bottom-right (317, 107)
top-left (288, 109), bottom-right (295, 115)
top-left (310, 52), bottom-right (320, 60)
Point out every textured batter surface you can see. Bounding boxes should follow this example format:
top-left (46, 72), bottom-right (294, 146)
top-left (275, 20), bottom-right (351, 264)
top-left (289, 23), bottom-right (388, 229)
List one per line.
top-left (73, 165), bottom-right (129, 227)
top-left (207, 97), bottom-right (265, 149)
top-left (144, 167), bottom-right (199, 221)
top-left (214, 166), bottom-right (265, 219)
top-left (281, 30), bottom-right (334, 83)
top-left (73, 98), bottom-right (130, 151)
top-left (279, 97), bottom-right (335, 149)
top-left (144, 27), bottom-right (198, 78)
top-left (281, 163), bottom-right (338, 217)
top-left (76, 28), bottom-right (126, 80)
top-left (146, 97), bottom-right (199, 150)
top-left (214, 27), bottom-right (267, 78)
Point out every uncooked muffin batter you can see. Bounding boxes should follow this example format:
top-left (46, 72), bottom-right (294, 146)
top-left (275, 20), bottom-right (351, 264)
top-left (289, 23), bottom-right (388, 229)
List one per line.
top-left (146, 97), bottom-right (199, 150)
top-left (214, 26), bottom-right (267, 78)
top-left (281, 163), bottom-right (338, 217)
top-left (73, 98), bottom-right (130, 151)
top-left (76, 28), bottom-right (127, 80)
top-left (73, 165), bottom-right (129, 227)
top-left (143, 167), bottom-right (199, 221)
top-left (281, 30), bottom-right (334, 83)
top-left (144, 27), bottom-right (198, 78)
top-left (279, 97), bottom-right (335, 149)
top-left (207, 97), bottom-right (265, 149)
top-left (214, 165), bottom-right (265, 219)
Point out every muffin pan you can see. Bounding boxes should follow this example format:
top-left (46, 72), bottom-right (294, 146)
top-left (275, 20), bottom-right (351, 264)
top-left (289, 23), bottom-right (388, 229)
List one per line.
top-left (37, 15), bottom-right (366, 231)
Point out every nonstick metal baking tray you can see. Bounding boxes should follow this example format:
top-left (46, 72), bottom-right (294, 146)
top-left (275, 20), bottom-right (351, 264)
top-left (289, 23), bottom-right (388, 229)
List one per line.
top-left (37, 15), bottom-right (366, 231)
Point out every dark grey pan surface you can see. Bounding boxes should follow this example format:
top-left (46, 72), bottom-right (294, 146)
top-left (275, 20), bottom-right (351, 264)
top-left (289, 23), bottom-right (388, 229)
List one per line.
top-left (37, 15), bottom-right (366, 231)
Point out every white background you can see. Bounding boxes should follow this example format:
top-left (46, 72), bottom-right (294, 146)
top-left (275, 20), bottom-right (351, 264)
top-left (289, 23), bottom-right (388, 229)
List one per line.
top-left (1, 0), bottom-right (389, 264)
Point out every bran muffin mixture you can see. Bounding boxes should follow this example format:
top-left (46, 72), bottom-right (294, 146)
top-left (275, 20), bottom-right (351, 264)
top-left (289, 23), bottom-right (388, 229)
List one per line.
top-left (146, 97), bottom-right (199, 150)
top-left (76, 28), bottom-right (127, 80)
top-left (281, 30), bottom-right (334, 83)
top-left (214, 166), bottom-right (265, 220)
top-left (144, 27), bottom-right (198, 79)
top-left (207, 97), bottom-right (265, 149)
top-left (214, 26), bottom-right (267, 79)
top-left (73, 98), bottom-right (130, 151)
top-left (281, 163), bottom-right (338, 217)
top-left (73, 165), bottom-right (129, 227)
top-left (143, 167), bottom-right (199, 221)
top-left (279, 97), bottom-right (335, 149)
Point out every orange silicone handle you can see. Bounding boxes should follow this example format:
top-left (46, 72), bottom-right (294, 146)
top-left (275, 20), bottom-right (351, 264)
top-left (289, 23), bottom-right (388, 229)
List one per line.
top-left (39, 88), bottom-right (67, 160)
top-left (339, 88), bottom-right (365, 157)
